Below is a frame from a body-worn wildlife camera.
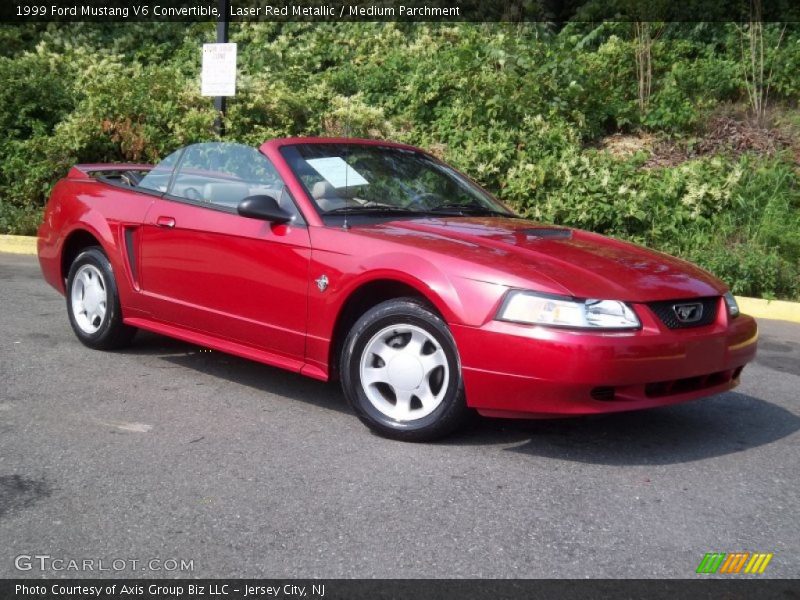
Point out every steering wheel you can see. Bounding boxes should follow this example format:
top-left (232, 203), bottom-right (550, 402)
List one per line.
top-left (121, 170), bottom-right (143, 187)
top-left (401, 192), bottom-right (442, 210)
top-left (183, 187), bottom-right (203, 201)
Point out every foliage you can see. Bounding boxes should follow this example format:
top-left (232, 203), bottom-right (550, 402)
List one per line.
top-left (507, 138), bottom-right (799, 299)
top-left (0, 49), bottom-right (75, 140)
top-left (0, 22), bottom-right (798, 299)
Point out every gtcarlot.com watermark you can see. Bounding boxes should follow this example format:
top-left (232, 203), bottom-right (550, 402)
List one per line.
top-left (14, 554), bottom-right (194, 573)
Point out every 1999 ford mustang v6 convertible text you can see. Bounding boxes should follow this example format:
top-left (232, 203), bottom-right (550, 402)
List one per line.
top-left (38, 138), bottom-right (758, 440)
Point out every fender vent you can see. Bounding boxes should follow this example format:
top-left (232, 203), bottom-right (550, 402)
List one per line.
top-left (123, 227), bottom-right (139, 288)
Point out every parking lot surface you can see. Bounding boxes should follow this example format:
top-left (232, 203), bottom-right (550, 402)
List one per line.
top-left (1, 253), bottom-right (798, 578)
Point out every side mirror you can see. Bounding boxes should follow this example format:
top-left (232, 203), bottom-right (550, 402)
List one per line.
top-left (237, 195), bottom-right (292, 224)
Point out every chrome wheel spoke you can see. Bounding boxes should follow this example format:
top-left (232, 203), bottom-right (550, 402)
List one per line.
top-left (373, 339), bottom-right (399, 363)
top-left (362, 366), bottom-right (389, 386)
top-left (394, 390), bottom-right (413, 417)
top-left (405, 329), bottom-right (427, 356)
top-left (420, 349), bottom-right (446, 376)
top-left (415, 387), bottom-right (437, 410)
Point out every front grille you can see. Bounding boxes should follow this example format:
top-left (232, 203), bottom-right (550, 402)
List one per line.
top-left (647, 296), bottom-right (719, 329)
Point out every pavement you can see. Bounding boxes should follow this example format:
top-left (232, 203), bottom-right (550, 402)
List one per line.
top-left (0, 252), bottom-right (798, 579)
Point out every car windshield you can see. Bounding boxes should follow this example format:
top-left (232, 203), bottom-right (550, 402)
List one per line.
top-left (280, 143), bottom-right (514, 218)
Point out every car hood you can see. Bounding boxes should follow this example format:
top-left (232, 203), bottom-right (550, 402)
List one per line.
top-left (362, 217), bottom-right (725, 302)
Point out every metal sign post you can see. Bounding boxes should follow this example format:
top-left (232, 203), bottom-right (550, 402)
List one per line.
top-left (211, 0), bottom-right (230, 136)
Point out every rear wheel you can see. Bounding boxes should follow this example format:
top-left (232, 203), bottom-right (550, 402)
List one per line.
top-left (66, 246), bottom-right (136, 350)
top-left (340, 298), bottom-right (468, 441)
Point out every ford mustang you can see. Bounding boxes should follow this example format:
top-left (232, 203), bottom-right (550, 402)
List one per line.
top-left (37, 138), bottom-right (758, 441)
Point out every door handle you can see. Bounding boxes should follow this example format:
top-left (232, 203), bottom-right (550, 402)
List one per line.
top-left (156, 216), bottom-right (176, 229)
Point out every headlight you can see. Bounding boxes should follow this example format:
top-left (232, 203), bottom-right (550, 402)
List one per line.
top-left (723, 291), bottom-right (739, 318)
top-left (497, 290), bottom-right (640, 330)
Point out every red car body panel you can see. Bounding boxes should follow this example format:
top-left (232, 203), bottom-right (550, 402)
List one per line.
top-left (38, 138), bottom-right (758, 418)
top-left (138, 197), bottom-right (311, 361)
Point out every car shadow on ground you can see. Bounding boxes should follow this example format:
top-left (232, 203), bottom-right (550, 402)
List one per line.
top-left (122, 331), bottom-right (352, 415)
top-left (124, 332), bottom-right (799, 466)
top-left (447, 393), bottom-right (800, 465)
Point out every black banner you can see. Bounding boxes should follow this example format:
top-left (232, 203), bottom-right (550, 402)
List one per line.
top-left (2, 0), bottom-right (800, 22)
top-left (2, 580), bottom-right (800, 600)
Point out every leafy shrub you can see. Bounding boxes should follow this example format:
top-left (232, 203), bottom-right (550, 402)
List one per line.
top-left (0, 50), bottom-right (75, 140)
top-left (505, 146), bottom-right (799, 298)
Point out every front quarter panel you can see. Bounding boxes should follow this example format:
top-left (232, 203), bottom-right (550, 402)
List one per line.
top-left (304, 226), bottom-right (515, 376)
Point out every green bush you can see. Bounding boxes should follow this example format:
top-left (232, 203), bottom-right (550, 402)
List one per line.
top-left (0, 49), bottom-right (75, 140)
top-left (0, 57), bottom-right (216, 232)
top-left (679, 157), bottom-right (800, 299)
top-left (504, 146), bottom-right (800, 299)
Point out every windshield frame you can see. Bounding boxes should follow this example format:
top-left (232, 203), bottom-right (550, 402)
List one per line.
top-left (277, 141), bottom-right (516, 224)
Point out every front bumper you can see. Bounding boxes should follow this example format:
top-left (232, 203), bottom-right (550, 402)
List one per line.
top-left (451, 298), bottom-right (758, 418)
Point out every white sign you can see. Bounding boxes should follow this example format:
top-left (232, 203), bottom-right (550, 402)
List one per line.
top-left (307, 157), bottom-right (370, 188)
top-left (201, 43), bottom-right (237, 97)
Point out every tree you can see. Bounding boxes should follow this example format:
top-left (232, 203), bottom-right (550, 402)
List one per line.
top-left (740, 0), bottom-right (786, 125)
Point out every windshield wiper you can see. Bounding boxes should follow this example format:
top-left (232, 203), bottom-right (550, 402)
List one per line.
top-left (426, 204), bottom-right (512, 217)
top-left (324, 205), bottom-right (422, 215)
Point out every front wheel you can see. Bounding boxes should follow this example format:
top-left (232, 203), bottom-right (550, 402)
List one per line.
top-left (340, 298), bottom-right (468, 441)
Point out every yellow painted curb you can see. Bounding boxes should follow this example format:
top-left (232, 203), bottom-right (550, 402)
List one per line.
top-left (737, 296), bottom-right (800, 324)
top-left (0, 234), bottom-right (37, 255)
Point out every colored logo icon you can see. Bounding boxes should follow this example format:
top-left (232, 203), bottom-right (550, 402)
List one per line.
top-left (696, 552), bottom-right (773, 574)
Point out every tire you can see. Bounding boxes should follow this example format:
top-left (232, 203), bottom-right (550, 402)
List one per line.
top-left (340, 298), bottom-right (469, 441)
top-left (65, 246), bottom-right (136, 350)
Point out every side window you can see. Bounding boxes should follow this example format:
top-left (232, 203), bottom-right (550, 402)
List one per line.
top-left (138, 148), bottom-right (182, 193)
top-left (167, 142), bottom-right (301, 219)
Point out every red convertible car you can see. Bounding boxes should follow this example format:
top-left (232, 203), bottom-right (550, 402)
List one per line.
top-left (38, 138), bottom-right (758, 440)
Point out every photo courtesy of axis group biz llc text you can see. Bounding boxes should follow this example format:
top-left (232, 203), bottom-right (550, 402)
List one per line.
top-left (16, 583), bottom-right (325, 597)
top-left (0, 0), bottom-right (799, 599)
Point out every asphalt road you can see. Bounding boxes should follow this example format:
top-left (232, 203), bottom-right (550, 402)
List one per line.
top-left (1, 252), bottom-right (798, 579)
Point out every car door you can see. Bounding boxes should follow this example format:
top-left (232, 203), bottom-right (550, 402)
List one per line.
top-left (138, 143), bottom-right (311, 363)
